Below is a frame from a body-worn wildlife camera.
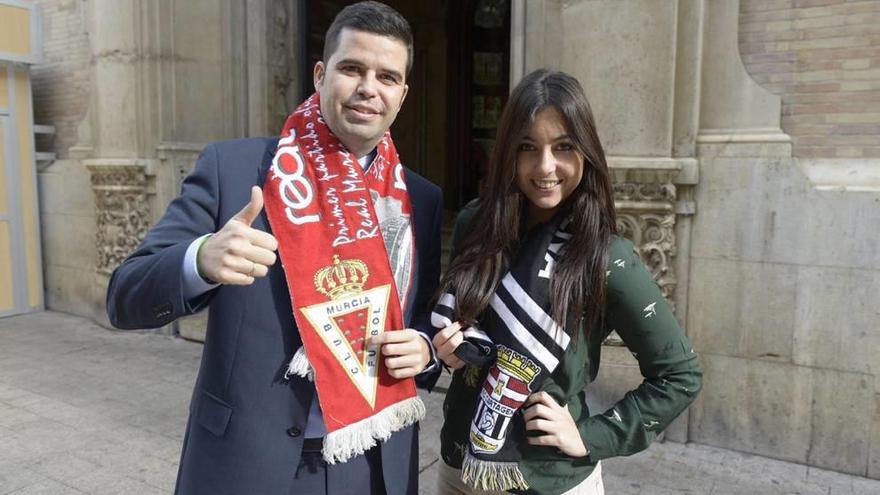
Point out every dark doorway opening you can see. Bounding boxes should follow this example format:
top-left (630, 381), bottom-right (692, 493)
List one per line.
top-left (302, 0), bottom-right (511, 211)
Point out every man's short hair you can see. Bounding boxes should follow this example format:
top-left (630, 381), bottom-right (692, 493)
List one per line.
top-left (323, 1), bottom-right (413, 76)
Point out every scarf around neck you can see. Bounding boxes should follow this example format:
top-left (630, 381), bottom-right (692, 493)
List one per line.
top-left (432, 215), bottom-right (574, 491)
top-left (263, 93), bottom-right (424, 464)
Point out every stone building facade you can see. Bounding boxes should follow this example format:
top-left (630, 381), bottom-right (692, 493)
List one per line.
top-left (740, 0), bottom-right (880, 159)
top-left (26, 0), bottom-right (880, 480)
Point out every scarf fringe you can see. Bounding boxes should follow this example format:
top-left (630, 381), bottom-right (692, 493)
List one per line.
top-left (284, 346), bottom-right (314, 381)
top-left (323, 396), bottom-right (426, 464)
top-left (461, 451), bottom-right (530, 491)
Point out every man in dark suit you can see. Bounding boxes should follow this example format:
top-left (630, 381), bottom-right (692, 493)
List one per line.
top-left (106, 2), bottom-right (442, 494)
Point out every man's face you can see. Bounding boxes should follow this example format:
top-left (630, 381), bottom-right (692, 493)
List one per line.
top-left (314, 28), bottom-right (409, 157)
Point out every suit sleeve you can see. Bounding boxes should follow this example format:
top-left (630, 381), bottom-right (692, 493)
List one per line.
top-left (413, 187), bottom-right (443, 390)
top-left (579, 238), bottom-right (703, 461)
top-left (106, 144), bottom-right (222, 329)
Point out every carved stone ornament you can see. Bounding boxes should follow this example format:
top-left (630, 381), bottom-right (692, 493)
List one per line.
top-left (604, 179), bottom-right (680, 347)
top-left (157, 142), bottom-right (204, 199)
top-left (614, 181), bottom-right (676, 203)
top-left (86, 163), bottom-right (150, 275)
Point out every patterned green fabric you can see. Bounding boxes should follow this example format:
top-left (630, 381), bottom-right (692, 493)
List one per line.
top-left (439, 203), bottom-right (703, 495)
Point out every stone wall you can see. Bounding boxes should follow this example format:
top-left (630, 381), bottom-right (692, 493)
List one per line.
top-left (740, 0), bottom-right (880, 158)
top-left (30, 0), bottom-right (98, 317)
top-left (517, 0), bottom-right (879, 479)
top-left (697, 0), bottom-right (880, 479)
top-left (516, 0), bottom-right (703, 444)
top-left (688, 146), bottom-right (880, 478)
top-left (30, 0), bottom-right (90, 156)
top-left (689, 0), bottom-right (880, 478)
top-left (31, 0), bottom-right (303, 326)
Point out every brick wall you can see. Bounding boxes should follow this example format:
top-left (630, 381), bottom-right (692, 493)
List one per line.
top-left (739, 0), bottom-right (880, 158)
top-left (31, 0), bottom-right (90, 157)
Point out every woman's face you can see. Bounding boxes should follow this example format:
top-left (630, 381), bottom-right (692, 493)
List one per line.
top-left (515, 106), bottom-right (584, 225)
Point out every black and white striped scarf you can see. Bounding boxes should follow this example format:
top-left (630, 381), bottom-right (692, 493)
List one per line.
top-left (431, 215), bottom-right (574, 491)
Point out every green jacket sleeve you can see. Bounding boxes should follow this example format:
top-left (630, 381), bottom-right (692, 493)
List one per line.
top-left (580, 237), bottom-right (702, 461)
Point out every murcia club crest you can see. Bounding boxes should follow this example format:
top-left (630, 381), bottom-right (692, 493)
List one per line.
top-left (469, 346), bottom-right (541, 454)
top-left (299, 255), bottom-right (391, 408)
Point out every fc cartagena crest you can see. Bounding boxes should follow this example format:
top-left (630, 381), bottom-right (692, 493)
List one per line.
top-left (299, 255), bottom-right (391, 408)
top-left (469, 346), bottom-right (541, 454)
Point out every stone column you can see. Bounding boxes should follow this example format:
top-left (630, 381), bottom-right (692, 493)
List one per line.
top-left (696, 0), bottom-right (791, 157)
top-left (73, 0), bottom-right (298, 327)
top-left (76, 0), bottom-right (154, 325)
top-left (517, 0), bottom-right (702, 443)
top-left (85, 0), bottom-right (144, 157)
top-left (518, 0), bottom-right (698, 307)
top-left (246, 0), bottom-right (302, 137)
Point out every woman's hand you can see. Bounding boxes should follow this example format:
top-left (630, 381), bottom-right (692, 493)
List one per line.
top-left (523, 391), bottom-right (588, 458)
top-left (432, 321), bottom-right (466, 370)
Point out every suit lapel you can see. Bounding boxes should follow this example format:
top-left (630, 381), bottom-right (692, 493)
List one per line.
top-left (254, 137), bottom-right (281, 234)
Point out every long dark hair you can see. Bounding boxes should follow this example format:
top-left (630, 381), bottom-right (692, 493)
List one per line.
top-left (440, 69), bottom-right (616, 335)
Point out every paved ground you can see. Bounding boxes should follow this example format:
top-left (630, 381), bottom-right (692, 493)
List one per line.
top-left (1, 311), bottom-right (878, 495)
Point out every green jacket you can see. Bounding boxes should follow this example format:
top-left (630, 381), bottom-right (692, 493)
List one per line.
top-left (439, 203), bottom-right (703, 495)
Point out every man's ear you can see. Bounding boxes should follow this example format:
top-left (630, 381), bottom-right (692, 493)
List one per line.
top-left (313, 61), bottom-right (325, 91)
top-left (399, 83), bottom-right (409, 110)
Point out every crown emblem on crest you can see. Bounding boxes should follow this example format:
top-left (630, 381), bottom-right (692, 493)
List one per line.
top-left (495, 346), bottom-right (541, 385)
top-left (314, 255), bottom-right (369, 299)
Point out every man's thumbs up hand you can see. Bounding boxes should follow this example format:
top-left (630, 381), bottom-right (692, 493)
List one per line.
top-left (197, 186), bottom-right (279, 285)
top-left (232, 185), bottom-right (265, 227)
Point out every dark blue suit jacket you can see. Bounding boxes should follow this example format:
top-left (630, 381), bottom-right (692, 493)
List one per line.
top-left (106, 137), bottom-right (443, 495)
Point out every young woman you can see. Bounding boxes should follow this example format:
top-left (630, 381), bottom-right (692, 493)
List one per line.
top-left (431, 69), bottom-right (702, 495)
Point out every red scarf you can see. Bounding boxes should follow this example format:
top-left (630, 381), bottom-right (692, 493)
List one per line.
top-left (263, 93), bottom-right (424, 463)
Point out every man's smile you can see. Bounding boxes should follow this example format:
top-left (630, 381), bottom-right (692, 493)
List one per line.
top-left (344, 103), bottom-right (382, 120)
